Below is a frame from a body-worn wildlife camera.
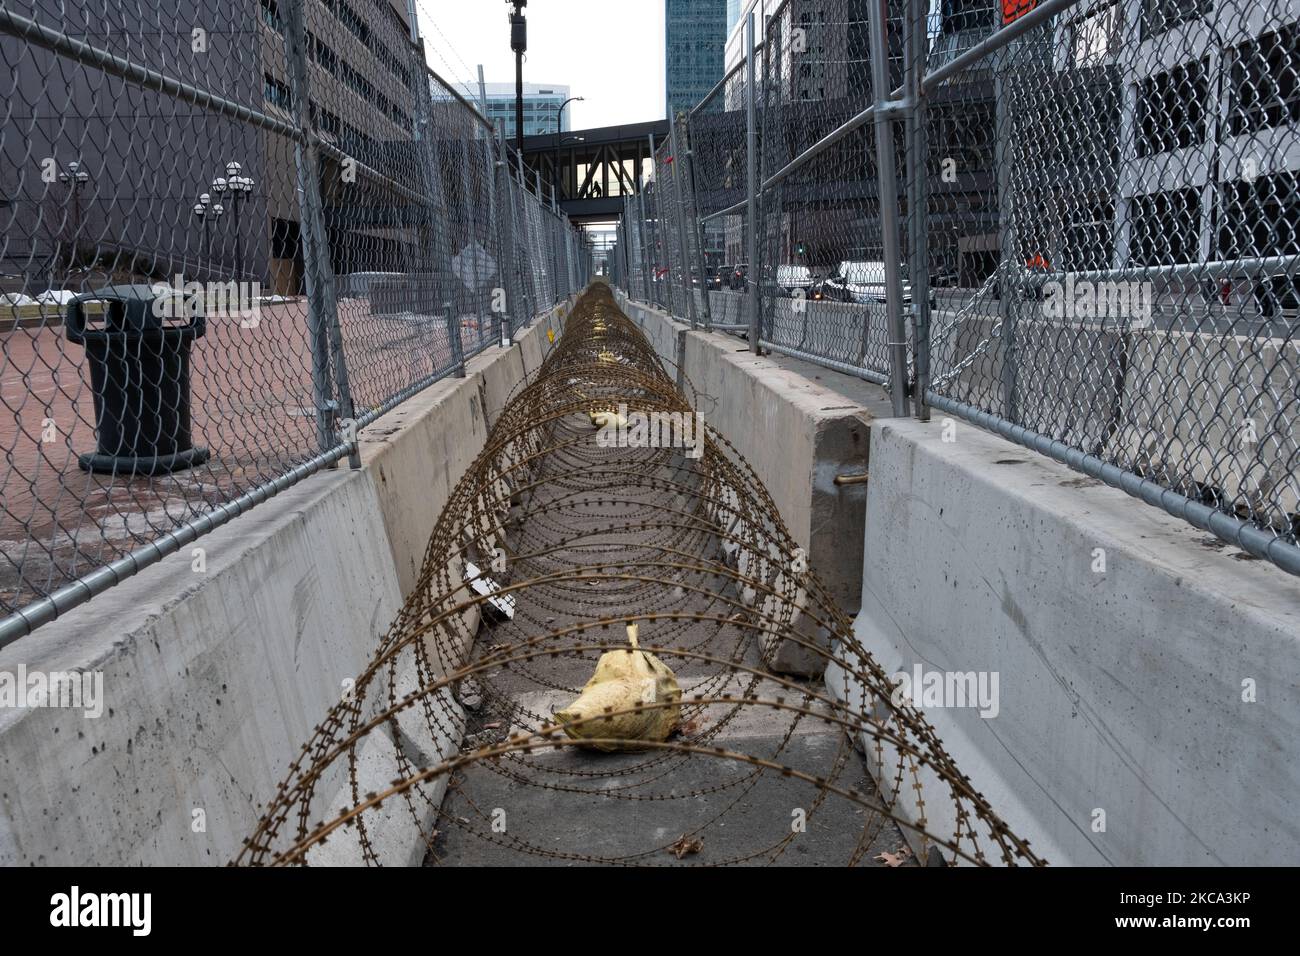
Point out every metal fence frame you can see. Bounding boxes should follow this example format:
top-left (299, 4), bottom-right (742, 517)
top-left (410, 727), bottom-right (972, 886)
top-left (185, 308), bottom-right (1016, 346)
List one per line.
top-left (619, 0), bottom-right (1299, 576)
top-left (0, 3), bottom-right (591, 644)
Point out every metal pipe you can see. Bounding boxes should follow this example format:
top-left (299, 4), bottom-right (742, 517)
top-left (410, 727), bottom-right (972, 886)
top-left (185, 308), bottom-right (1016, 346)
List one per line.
top-left (925, 391), bottom-right (1300, 576)
top-left (921, 0), bottom-right (1087, 93)
top-left (688, 37), bottom-right (766, 118)
top-left (670, 118), bottom-right (698, 327)
top-left (0, 442), bottom-right (352, 647)
top-left (745, 10), bottom-right (760, 355)
top-left (0, 287), bottom-right (569, 648)
top-left (759, 340), bottom-right (890, 385)
top-left (751, 0), bottom-right (1087, 197)
top-left (425, 64), bottom-right (494, 132)
top-left (282, 0), bottom-right (343, 459)
top-left (867, 0), bottom-right (910, 416)
top-left (905, 0), bottom-right (931, 421)
top-left (0, 7), bottom-right (303, 140)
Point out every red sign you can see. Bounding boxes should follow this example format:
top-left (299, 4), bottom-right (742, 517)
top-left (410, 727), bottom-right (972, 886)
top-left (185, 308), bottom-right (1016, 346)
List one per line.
top-left (1003, 0), bottom-right (1038, 23)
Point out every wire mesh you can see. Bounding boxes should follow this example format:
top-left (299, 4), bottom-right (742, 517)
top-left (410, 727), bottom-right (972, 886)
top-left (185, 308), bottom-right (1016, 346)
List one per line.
top-left (622, 0), bottom-right (1299, 574)
top-left (924, 0), bottom-right (1299, 569)
top-left (236, 284), bottom-right (1045, 867)
top-left (0, 0), bottom-right (588, 637)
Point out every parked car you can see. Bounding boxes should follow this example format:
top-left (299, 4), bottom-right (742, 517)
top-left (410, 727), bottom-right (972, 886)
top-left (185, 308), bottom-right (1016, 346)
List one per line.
top-left (775, 264), bottom-right (814, 297)
top-left (817, 260), bottom-right (936, 309)
top-left (708, 265), bottom-right (731, 290)
top-left (728, 263), bottom-right (749, 291)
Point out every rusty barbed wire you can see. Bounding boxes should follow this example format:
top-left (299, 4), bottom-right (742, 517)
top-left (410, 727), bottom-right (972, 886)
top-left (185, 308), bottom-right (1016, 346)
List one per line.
top-left (236, 283), bottom-right (1044, 867)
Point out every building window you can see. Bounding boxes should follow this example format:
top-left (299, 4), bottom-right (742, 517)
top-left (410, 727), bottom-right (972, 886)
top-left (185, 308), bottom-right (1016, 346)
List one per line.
top-left (308, 33), bottom-right (339, 76)
top-left (1129, 188), bottom-right (1200, 265)
top-left (260, 0), bottom-right (281, 32)
top-left (1218, 170), bottom-right (1300, 259)
top-left (310, 101), bottom-right (343, 139)
top-left (1062, 200), bottom-right (1115, 270)
top-left (1229, 22), bottom-right (1300, 136)
top-left (264, 73), bottom-right (293, 112)
top-left (1069, 3), bottom-right (1121, 68)
top-left (1139, 0), bottom-right (1210, 40)
top-left (1136, 58), bottom-right (1208, 156)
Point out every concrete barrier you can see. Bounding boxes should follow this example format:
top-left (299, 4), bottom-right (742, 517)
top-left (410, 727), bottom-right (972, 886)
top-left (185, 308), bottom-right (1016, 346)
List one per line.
top-left (829, 416), bottom-right (1300, 866)
top-left (614, 292), bottom-right (886, 654)
top-left (0, 297), bottom-right (577, 866)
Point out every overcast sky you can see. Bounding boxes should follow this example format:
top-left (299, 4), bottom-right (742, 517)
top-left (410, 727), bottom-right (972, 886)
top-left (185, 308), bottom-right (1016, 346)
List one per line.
top-left (412, 0), bottom-right (667, 130)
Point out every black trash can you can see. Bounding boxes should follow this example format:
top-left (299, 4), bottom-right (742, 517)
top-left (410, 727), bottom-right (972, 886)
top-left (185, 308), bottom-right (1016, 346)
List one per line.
top-left (66, 283), bottom-right (209, 474)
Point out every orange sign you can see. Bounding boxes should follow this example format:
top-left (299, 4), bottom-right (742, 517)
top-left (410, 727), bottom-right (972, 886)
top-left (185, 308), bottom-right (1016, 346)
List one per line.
top-left (1003, 0), bottom-right (1038, 23)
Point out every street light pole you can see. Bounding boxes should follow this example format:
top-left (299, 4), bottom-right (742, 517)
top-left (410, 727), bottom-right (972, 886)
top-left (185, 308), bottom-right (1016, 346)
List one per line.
top-left (191, 192), bottom-right (224, 269)
top-left (553, 95), bottom-right (584, 205)
top-left (57, 160), bottom-right (89, 270)
top-left (507, 0), bottom-right (528, 156)
top-left (211, 161), bottom-right (255, 281)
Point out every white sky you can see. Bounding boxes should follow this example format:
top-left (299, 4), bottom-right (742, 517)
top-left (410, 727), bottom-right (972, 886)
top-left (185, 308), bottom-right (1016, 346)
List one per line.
top-left (412, 0), bottom-right (667, 130)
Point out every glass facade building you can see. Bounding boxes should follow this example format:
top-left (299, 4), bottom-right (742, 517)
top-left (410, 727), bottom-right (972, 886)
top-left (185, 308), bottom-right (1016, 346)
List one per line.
top-left (666, 0), bottom-right (728, 116)
top-left (479, 83), bottom-right (572, 140)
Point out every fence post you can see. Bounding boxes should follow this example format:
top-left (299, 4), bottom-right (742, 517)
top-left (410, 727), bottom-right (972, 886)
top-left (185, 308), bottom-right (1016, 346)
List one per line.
top-left (680, 113), bottom-right (713, 331)
top-left (867, 0), bottom-right (911, 417)
top-left (281, 0), bottom-right (357, 465)
top-left (745, 10), bottom-right (760, 354)
top-left (637, 185), bottom-right (652, 303)
top-left (669, 117), bottom-right (697, 327)
top-left (564, 221), bottom-right (575, 295)
top-left (481, 78), bottom-right (507, 348)
top-left (459, 135), bottom-right (480, 355)
top-left (413, 68), bottom-right (465, 378)
top-left (994, 47), bottom-right (1018, 422)
top-left (497, 126), bottom-right (516, 345)
top-left (905, 0), bottom-right (930, 421)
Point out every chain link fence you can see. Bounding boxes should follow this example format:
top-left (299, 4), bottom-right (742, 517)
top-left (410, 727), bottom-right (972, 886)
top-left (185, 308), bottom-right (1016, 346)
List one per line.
top-left (621, 0), bottom-right (1298, 574)
top-left (0, 0), bottom-right (589, 642)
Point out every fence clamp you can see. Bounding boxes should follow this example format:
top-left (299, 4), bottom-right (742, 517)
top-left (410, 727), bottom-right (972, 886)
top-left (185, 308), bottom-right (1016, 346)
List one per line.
top-left (876, 97), bottom-right (914, 118)
top-left (320, 398), bottom-right (340, 433)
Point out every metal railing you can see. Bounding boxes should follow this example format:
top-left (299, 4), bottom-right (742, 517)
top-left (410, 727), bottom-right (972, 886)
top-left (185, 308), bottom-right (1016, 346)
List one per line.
top-left (0, 0), bottom-right (591, 644)
top-left (617, 0), bottom-right (1299, 575)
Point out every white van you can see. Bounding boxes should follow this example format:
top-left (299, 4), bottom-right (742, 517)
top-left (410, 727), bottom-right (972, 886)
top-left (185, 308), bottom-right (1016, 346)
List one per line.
top-left (821, 260), bottom-right (915, 305)
top-left (775, 264), bottom-right (813, 296)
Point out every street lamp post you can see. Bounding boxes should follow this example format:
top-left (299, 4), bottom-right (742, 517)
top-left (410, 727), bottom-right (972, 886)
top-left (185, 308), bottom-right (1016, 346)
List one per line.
top-left (553, 95), bottom-right (584, 205)
top-left (210, 161), bottom-right (254, 281)
top-left (191, 192), bottom-right (224, 267)
top-left (507, 0), bottom-right (528, 156)
top-left (57, 160), bottom-right (90, 270)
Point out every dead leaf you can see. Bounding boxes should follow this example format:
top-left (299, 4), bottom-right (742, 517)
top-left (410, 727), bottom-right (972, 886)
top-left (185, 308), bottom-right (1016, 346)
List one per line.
top-left (874, 844), bottom-right (913, 867)
top-left (668, 834), bottom-right (704, 859)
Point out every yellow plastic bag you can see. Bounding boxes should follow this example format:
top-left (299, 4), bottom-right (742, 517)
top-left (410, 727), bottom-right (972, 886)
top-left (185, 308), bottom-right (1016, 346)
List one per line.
top-left (554, 624), bottom-right (680, 752)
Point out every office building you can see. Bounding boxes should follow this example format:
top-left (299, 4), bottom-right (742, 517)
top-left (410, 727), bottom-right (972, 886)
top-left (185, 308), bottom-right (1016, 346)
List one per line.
top-left (1, 0), bottom-right (422, 294)
top-left (479, 83), bottom-right (573, 140)
top-left (665, 0), bottom-right (729, 117)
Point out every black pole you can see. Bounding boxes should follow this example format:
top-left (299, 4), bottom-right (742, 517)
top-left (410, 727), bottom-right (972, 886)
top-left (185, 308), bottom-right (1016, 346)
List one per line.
top-left (509, 1), bottom-right (527, 156)
top-left (514, 52), bottom-right (524, 155)
top-left (233, 195), bottom-right (245, 281)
